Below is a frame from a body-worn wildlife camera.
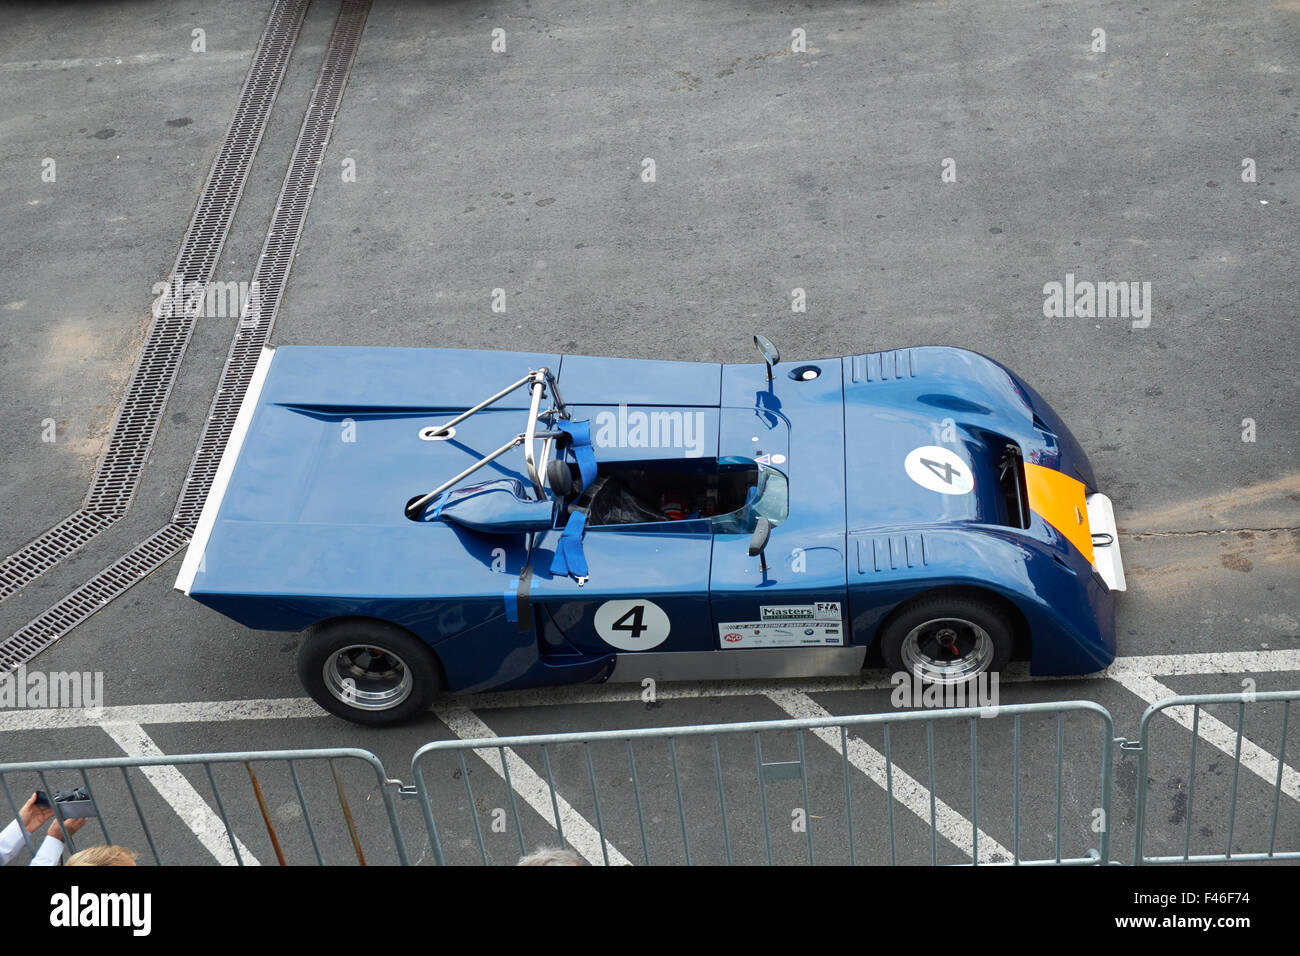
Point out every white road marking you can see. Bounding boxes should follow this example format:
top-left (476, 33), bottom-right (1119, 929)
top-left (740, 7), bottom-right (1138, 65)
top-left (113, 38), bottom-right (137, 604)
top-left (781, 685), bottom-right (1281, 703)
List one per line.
top-left (432, 705), bottom-right (631, 867)
top-left (100, 721), bottom-right (261, 866)
top-left (0, 50), bottom-right (256, 72)
top-left (0, 650), bottom-right (1297, 731)
top-left (0, 696), bottom-right (323, 732)
top-left (766, 690), bottom-right (1014, 863)
top-left (1110, 673), bottom-right (1300, 801)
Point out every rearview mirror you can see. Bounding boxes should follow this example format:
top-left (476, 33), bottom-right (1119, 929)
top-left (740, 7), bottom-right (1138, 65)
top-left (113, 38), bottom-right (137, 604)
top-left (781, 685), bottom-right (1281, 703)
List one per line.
top-left (753, 334), bottom-right (779, 381)
top-left (748, 516), bottom-right (771, 570)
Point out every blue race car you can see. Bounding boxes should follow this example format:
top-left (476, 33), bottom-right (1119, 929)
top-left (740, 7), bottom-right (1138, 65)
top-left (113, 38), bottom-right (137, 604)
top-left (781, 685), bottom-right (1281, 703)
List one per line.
top-left (174, 337), bottom-right (1125, 724)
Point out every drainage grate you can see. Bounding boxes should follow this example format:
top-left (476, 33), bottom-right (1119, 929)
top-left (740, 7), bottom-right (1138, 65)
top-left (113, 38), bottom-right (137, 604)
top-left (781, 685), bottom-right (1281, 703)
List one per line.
top-left (86, 0), bottom-right (310, 515)
top-left (176, 0), bottom-right (372, 524)
top-left (0, 511), bottom-right (119, 603)
top-left (0, 525), bottom-right (192, 672)
top-left (0, 0), bottom-right (373, 668)
top-left (0, 0), bottom-right (308, 606)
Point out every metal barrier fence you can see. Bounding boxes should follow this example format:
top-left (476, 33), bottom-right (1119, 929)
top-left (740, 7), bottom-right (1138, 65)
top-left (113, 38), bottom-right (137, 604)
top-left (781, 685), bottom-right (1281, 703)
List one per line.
top-left (1129, 690), bottom-right (1296, 865)
top-left (410, 701), bottom-right (1116, 866)
top-left (0, 748), bottom-right (408, 866)
top-left (1, 691), bottom-right (1296, 865)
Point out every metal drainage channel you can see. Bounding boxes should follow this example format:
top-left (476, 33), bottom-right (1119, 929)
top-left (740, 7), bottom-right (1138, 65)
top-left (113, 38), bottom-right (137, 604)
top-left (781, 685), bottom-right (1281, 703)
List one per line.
top-left (177, 0), bottom-right (372, 524)
top-left (0, 0), bottom-right (309, 605)
top-left (0, 0), bottom-right (372, 673)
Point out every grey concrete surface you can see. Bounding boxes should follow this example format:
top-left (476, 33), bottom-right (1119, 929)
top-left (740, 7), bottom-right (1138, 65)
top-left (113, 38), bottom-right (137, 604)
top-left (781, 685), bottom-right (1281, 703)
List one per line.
top-left (0, 0), bottom-right (1297, 865)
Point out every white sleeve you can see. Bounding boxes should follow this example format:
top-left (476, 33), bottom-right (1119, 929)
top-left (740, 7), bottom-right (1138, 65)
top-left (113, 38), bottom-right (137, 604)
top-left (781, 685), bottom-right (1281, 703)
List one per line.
top-left (29, 835), bottom-right (65, 867)
top-left (0, 818), bottom-right (29, 866)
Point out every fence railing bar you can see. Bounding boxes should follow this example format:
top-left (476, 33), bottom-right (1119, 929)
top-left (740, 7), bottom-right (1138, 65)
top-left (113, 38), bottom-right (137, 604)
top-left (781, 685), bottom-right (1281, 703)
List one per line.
top-left (498, 747), bottom-right (526, 859)
top-left (1184, 705), bottom-right (1200, 861)
top-left (287, 759), bottom-right (324, 865)
top-left (1055, 712), bottom-right (1064, 864)
top-left (456, 750), bottom-right (487, 865)
top-left (1225, 701), bottom-right (1245, 860)
top-left (583, 742), bottom-right (611, 867)
top-left (329, 759), bottom-right (366, 866)
top-left (711, 736), bottom-right (733, 866)
top-left (626, 742), bottom-right (651, 866)
top-left (1268, 701), bottom-right (1289, 858)
top-left (0, 774), bottom-right (38, 857)
top-left (120, 766), bottom-right (163, 866)
top-left (77, 768), bottom-right (111, 848)
top-left (755, 732), bottom-right (774, 866)
top-left (669, 737), bottom-right (691, 867)
top-left (406, 700), bottom-right (1118, 753)
top-left (1143, 850), bottom-right (1300, 865)
top-left (796, 729), bottom-right (814, 865)
top-left (412, 761), bottom-right (446, 866)
top-left (1097, 707), bottom-right (1114, 865)
top-left (840, 726), bottom-right (856, 867)
top-left (203, 762), bottom-right (244, 866)
top-left (926, 720), bottom-right (937, 866)
top-left (970, 717), bottom-right (979, 865)
top-left (1012, 714), bottom-right (1021, 866)
top-left (883, 723), bottom-right (897, 867)
top-left (38, 768), bottom-right (78, 857)
top-left (246, 761), bottom-right (287, 865)
top-left (540, 744), bottom-right (565, 849)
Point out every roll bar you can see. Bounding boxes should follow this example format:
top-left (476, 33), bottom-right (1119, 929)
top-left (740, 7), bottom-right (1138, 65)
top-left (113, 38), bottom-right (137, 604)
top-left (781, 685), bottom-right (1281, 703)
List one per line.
top-left (405, 367), bottom-right (568, 518)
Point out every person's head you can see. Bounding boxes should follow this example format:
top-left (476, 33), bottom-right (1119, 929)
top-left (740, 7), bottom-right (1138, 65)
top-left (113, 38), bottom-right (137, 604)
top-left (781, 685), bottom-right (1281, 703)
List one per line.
top-left (516, 846), bottom-right (585, 866)
top-left (66, 845), bottom-right (138, 866)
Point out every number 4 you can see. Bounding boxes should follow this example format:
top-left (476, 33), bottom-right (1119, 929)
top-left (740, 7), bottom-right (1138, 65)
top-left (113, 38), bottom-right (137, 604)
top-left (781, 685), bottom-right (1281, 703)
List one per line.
top-left (920, 457), bottom-right (960, 485)
top-left (612, 605), bottom-right (648, 638)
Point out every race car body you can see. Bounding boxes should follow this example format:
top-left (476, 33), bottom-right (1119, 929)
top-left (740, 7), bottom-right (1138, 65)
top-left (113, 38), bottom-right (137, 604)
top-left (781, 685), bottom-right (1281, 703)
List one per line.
top-left (175, 341), bottom-right (1125, 723)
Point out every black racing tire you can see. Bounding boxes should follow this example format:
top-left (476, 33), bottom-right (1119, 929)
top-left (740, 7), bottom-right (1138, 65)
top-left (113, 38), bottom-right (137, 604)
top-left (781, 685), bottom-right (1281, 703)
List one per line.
top-left (297, 618), bottom-right (442, 726)
top-left (877, 592), bottom-right (1015, 686)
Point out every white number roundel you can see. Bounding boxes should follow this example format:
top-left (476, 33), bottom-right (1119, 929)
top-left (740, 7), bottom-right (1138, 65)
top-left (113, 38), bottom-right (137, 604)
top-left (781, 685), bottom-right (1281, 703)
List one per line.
top-left (593, 599), bottom-right (672, 651)
top-left (904, 445), bottom-right (974, 495)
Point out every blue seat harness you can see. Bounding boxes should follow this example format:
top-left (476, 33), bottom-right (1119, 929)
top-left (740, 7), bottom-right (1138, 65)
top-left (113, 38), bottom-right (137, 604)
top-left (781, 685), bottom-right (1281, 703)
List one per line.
top-left (549, 420), bottom-right (601, 584)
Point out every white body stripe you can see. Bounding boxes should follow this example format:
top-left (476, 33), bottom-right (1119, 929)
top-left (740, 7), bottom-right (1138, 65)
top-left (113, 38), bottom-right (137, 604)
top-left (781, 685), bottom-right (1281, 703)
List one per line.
top-left (174, 346), bottom-right (277, 595)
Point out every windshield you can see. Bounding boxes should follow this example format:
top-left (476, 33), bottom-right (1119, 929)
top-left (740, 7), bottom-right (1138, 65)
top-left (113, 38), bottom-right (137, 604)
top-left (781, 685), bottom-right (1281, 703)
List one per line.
top-left (711, 466), bottom-right (788, 534)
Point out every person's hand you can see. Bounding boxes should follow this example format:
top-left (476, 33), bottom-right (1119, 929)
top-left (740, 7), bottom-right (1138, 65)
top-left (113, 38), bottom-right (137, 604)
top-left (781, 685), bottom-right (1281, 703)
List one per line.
top-left (47, 816), bottom-right (89, 842)
top-left (20, 793), bottom-right (54, 833)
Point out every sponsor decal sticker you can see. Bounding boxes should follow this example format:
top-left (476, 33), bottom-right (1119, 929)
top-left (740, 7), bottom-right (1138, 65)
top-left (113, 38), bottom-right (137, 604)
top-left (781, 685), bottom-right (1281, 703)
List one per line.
top-left (717, 620), bottom-right (845, 648)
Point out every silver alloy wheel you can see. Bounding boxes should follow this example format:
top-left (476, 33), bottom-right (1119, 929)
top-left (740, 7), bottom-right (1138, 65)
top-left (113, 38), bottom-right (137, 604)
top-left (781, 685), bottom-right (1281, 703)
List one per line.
top-left (323, 644), bottom-right (414, 711)
top-left (899, 617), bottom-right (995, 684)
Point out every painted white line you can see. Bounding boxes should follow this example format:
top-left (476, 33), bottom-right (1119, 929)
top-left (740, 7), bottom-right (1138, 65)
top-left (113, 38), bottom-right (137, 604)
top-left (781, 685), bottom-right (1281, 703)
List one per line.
top-left (766, 690), bottom-right (1013, 863)
top-left (1104, 650), bottom-right (1300, 681)
top-left (100, 721), bottom-right (261, 866)
top-left (0, 697), bottom-right (323, 732)
top-left (1110, 673), bottom-right (1300, 802)
top-left (0, 650), bottom-right (1296, 732)
top-left (433, 706), bottom-right (631, 866)
top-left (0, 50), bottom-right (255, 72)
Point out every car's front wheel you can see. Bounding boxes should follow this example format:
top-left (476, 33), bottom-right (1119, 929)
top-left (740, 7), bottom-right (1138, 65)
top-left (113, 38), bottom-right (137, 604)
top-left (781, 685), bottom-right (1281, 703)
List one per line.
top-left (877, 592), bottom-right (1014, 686)
top-left (297, 618), bottom-right (442, 725)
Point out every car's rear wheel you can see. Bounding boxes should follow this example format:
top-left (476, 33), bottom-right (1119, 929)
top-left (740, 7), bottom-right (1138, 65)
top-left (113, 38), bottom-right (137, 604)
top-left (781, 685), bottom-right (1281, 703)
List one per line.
top-left (877, 593), bottom-right (1014, 686)
top-left (297, 618), bottom-right (442, 725)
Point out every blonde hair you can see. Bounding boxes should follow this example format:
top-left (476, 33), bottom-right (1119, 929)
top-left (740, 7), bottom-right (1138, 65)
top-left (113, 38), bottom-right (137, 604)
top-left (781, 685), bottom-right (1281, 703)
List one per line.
top-left (516, 846), bottom-right (585, 866)
top-left (66, 845), bottom-right (138, 866)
